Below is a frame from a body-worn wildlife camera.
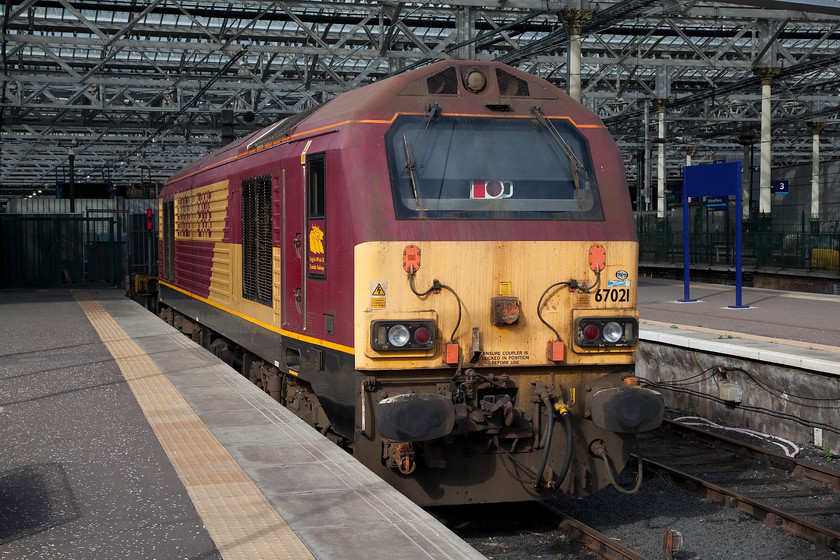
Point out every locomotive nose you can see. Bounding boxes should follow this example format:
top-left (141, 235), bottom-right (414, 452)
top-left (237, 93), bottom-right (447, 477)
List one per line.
top-left (589, 385), bottom-right (664, 433)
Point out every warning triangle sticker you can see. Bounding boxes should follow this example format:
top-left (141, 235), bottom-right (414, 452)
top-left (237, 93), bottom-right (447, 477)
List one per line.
top-left (372, 284), bottom-right (386, 296)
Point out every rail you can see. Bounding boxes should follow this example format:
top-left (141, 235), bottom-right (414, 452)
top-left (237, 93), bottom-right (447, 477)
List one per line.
top-left (636, 418), bottom-right (840, 552)
top-left (541, 502), bottom-right (647, 560)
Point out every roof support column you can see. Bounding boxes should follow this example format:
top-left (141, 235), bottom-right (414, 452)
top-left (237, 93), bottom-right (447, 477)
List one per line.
top-left (562, 9), bottom-right (593, 103)
top-left (456, 6), bottom-right (476, 60)
top-left (653, 99), bottom-right (669, 219)
top-left (754, 67), bottom-right (779, 225)
top-left (738, 135), bottom-right (754, 221)
top-left (808, 121), bottom-right (825, 224)
top-left (643, 102), bottom-right (651, 212)
top-left (683, 146), bottom-right (695, 167)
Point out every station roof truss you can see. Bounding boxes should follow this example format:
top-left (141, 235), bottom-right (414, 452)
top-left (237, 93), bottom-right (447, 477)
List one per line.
top-left (1, 0), bottom-right (839, 197)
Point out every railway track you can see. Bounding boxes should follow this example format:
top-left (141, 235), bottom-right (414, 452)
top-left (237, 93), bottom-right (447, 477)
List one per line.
top-left (636, 417), bottom-right (840, 553)
top-left (441, 416), bottom-right (840, 559)
top-left (542, 502), bottom-right (647, 560)
top-left (434, 501), bottom-right (646, 560)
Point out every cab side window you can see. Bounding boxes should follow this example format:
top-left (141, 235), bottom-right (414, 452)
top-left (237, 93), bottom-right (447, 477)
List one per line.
top-left (306, 154), bottom-right (326, 279)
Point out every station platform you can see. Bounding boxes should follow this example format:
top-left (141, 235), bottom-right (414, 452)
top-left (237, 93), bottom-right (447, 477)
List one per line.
top-left (637, 277), bottom-right (840, 347)
top-left (636, 277), bottom-right (840, 454)
top-left (0, 289), bottom-right (484, 560)
top-left (638, 277), bottom-right (840, 374)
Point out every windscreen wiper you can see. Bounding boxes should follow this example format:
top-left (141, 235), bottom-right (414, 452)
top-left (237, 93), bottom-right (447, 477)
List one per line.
top-left (530, 106), bottom-right (584, 191)
top-left (403, 134), bottom-right (422, 208)
top-left (402, 103), bottom-right (441, 209)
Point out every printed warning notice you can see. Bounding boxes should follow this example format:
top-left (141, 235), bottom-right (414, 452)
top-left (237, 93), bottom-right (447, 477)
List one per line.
top-left (370, 282), bottom-right (387, 309)
top-left (481, 350), bottom-right (531, 366)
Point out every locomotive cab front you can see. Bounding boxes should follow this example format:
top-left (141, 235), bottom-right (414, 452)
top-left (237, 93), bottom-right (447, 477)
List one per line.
top-left (351, 62), bottom-right (663, 505)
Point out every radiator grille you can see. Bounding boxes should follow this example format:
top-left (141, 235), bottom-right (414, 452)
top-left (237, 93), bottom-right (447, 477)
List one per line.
top-left (242, 176), bottom-right (273, 305)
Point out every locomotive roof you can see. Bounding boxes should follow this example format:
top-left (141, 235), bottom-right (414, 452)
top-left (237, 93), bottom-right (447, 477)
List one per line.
top-left (165, 60), bottom-right (601, 186)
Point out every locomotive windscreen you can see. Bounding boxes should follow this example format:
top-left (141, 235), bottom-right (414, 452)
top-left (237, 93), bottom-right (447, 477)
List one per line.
top-left (385, 115), bottom-right (604, 221)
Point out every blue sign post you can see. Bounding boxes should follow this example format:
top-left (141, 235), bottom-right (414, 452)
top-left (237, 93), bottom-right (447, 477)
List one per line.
top-left (681, 162), bottom-right (749, 308)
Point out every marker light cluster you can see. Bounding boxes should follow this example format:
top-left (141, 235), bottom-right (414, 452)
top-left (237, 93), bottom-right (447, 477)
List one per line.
top-left (576, 317), bottom-right (637, 348)
top-left (371, 320), bottom-right (436, 351)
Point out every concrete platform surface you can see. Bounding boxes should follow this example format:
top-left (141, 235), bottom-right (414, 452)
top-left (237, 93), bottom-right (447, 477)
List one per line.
top-left (638, 278), bottom-right (840, 364)
top-left (0, 288), bottom-right (485, 560)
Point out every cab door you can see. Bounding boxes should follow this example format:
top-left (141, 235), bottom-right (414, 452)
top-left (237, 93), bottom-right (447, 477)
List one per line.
top-left (282, 163), bottom-right (305, 334)
top-left (303, 152), bottom-right (327, 337)
top-left (281, 144), bottom-right (325, 338)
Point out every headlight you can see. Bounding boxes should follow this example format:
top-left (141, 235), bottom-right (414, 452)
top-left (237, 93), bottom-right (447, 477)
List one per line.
top-left (371, 320), bottom-right (437, 351)
top-left (387, 324), bottom-right (410, 347)
top-left (576, 317), bottom-right (637, 348)
top-left (603, 321), bottom-right (623, 343)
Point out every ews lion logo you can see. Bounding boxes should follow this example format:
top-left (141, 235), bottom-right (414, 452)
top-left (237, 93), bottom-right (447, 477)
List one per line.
top-left (309, 224), bottom-right (325, 254)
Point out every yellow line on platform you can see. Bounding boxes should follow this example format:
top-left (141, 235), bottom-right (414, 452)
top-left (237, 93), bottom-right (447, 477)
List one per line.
top-left (73, 292), bottom-right (315, 560)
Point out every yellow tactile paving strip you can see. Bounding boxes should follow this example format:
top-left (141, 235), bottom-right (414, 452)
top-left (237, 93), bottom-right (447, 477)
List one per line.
top-left (73, 292), bottom-right (315, 560)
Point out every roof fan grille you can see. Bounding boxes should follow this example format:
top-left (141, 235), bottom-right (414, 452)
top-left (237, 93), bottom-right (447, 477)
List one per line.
top-left (427, 67), bottom-right (459, 95)
top-left (496, 69), bottom-right (530, 97)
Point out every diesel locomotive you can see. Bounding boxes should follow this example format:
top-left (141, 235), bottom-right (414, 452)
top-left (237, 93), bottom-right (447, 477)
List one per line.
top-left (157, 60), bottom-right (664, 505)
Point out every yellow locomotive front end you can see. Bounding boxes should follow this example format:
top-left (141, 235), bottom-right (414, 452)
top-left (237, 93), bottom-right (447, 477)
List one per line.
top-left (353, 240), bottom-right (663, 505)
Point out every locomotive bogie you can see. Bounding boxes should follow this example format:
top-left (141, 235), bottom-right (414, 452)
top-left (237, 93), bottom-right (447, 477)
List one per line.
top-left (353, 368), bottom-right (637, 504)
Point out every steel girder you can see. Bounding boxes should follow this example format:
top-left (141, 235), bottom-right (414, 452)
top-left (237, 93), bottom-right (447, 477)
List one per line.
top-left (1, 0), bottom-right (839, 197)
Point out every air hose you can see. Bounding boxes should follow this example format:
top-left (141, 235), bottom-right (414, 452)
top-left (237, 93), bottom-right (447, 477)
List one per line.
top-left (534, 396), bottom-right (554, 489)
top-left (591, 437), bottom-right (644, 495)
top-left (534, 397), bottom-right (574, 490)
top-left (558, 409), bottom-right (574, 488)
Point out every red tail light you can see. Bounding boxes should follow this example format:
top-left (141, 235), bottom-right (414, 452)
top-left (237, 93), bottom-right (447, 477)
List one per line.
top-left (582, 323), bottom-right (600, 341)
top-left (413, 326), bottom-right (431, 345)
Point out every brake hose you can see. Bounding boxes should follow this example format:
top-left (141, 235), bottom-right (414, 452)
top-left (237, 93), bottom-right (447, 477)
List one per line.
top-left (534, 397), bottom-right (573, 490)
top-left (534, 396), bottom-right (555, 489)
top-left (592, 435), bottom-right (644, 495)
top-left (557, 409), bottom-right (574, 489)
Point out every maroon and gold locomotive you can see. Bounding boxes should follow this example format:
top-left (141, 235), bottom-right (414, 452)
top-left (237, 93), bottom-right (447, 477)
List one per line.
top-left (157, 60), bottom-right (663, 505)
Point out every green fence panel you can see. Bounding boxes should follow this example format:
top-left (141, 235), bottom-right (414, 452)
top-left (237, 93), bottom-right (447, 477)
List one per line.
top-left (636, 214), bottom-right (840, 272)
top-left (0, 215), bottom-right (120, 288)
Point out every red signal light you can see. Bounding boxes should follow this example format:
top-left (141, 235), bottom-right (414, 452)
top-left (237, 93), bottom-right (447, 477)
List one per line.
top-left (413, 326), bottom-right (431, 345)
top-left (486, 180), bottom-right (504, 198)
top-left (146, 208), bottom-right (153, 231)
top-left (582, 323), bottom-right (600, 341)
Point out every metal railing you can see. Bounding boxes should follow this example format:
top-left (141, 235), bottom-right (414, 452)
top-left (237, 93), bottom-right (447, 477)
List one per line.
top-left (636, 212), bottom-right (840, 272)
